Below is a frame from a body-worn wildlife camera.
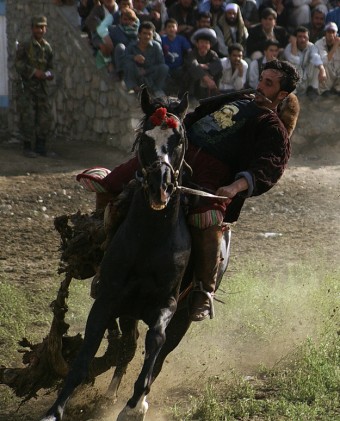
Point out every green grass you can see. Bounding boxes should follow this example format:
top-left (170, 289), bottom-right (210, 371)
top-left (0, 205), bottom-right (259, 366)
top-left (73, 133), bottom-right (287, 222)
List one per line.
top-left (172, 332), bottom-right (340, 420)
top-left (171, 261), bottom-right (340, 421)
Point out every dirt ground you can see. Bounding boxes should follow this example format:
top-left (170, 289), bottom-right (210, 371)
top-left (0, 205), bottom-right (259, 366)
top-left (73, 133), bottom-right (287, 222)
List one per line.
top-left (0, 128), bottom-right (339, 421)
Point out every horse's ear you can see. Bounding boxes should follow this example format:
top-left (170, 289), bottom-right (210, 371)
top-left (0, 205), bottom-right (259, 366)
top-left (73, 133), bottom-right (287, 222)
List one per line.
top-left (176, 92), bottom-right (189, 120)
top-left (140, 85), bottom-right (154, 116)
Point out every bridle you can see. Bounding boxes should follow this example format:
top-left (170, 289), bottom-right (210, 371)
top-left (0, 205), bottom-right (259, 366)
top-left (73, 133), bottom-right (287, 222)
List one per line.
top-left (136, 108), bottom-right (187, 197)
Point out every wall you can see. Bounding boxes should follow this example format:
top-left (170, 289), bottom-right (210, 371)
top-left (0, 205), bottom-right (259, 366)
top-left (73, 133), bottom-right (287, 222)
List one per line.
top-left (3, 0), bottom-right (340, 152)
top-left (5, 0), bottom-right (141, 152)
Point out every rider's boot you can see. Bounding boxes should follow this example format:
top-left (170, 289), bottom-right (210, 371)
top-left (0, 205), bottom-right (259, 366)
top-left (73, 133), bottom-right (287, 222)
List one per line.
top-left (188, 225), bottom-right (223, 322)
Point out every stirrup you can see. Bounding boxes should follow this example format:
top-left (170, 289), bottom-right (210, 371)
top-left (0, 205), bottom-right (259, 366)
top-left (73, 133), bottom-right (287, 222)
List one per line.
top-left (188, 282), bottom-right (215, 321)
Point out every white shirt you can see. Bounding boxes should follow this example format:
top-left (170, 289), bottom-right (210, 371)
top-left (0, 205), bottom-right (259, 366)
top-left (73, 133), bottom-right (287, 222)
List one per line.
top-left (219, 57), bottom-right (248, 91)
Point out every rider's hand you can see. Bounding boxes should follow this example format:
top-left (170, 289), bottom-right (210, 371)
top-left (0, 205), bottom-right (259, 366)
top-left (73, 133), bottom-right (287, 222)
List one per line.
top-left (216, 177), bottom-right (249, 203)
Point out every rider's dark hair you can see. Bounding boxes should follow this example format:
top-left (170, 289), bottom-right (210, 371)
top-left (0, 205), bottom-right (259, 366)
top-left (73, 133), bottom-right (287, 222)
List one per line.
top-left (262, 60), bottom-right (300, 93)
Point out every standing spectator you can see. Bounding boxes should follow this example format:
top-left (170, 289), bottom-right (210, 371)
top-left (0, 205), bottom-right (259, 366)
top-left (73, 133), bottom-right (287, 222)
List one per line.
top-left (218, 43), bottom-right (248, 91)
top-left (84, 0), bottom-right (119, 70)
top-left (230, 0), bottom-right (259, 29)
top-left (315, 22), bottom-right (340, 94)
top-left (109, 8), bottom-right (140, 79)
top-left (123, 21), bottom-right (169, 96)
top-left (326, 0), bottom-right (340, 27)
top-left (198, 0), bottom-right (227, 27)
top-left (248, 39), bottom-right (280, 88)
top-left (161, 18), bottom-right (192, 94)
top-left (246, 8), bottom-right (288, 60)
top-left (15, 16), bottom-right (54, 158)
top-left (305, 6), bottom-right (326, 43)
top-left (167, 0), bottom-right (198, 40)
top-left (284, 25), bottom-right (326, 96)
top-left (183, 28), bottom-right (222, 99)
top-left (215, 3), bottom-right (248, 56)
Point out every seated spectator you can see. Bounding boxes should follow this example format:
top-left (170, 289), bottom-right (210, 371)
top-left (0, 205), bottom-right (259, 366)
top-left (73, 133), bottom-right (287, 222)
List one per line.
top-left (259, 0), bottom-right (289, 28)
top-left (195, 11), bottom-right (214, 30)
top-left (218, 43), bottom-right (248, 91)
top-left (109, 8), bottom-right (140, 79)
top-left (305, 6), bottom-right (326, 43)
top-left (246, 7), bottom-right (288, 60)
top-left (112, 0), bottom-right (134, 25)
top-left (284, 25), bottom-right (326, 96)
top-left (123, 21), bottom-right (169, 96)
top-left (84, 0), bottom-right (119, 70)
top-left (198, 0), bottom-right (227, 27)
top-left (326, 0), bottom-right (340, 27)
top-left (167, 0), bottom-right (198, 40)
top-left (230, 0), bottom-right (259, 29)
top-left (248, 39), bottom-right (280, 88)
top-left (133, 0), bottom-right (163, 32)
top-left (183, 28), bottom-right (222, 99)
top-left (287, 0), bottom-right (328, 30)
top-left (161, 18), bottom-right (192, 94)
top-left (315, 22), bottom-right (340, 95)
top-left (215, 3), bottom-right (248, 56)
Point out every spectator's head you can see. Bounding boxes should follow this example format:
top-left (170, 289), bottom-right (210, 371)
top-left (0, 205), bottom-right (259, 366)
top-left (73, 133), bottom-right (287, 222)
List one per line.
top-left (260, 8), bottom-right (277, 31)
top-left (294, 26), bottom-right (310, 50)
top-left (179, 0), bottom-right (194, 10)
top-left (31, 16), bottom-right (47, 40)
top-left (256, 60), bottom-right (300, 107)
top-left (191, 27), bottom-right (217, 46)
top-left (164, 18), bottom-right (178, 38)
top-left (211, 0), bottom-right (225, 12)
top-left (228, 43), bottom-right (244, 66)
top-left (138, 21), bottom-right (155, 44)
top-left (196, 11), bottom-right (212, 28)
top-left (192, 28), bottom-right (217, 54)
top-left (120, 8), bottom-right (138, 26)
top-left (223, 3), bottom-right (239, 25)
top-left (133, 0), bottom-right (147, 12)
top-left (310, 7), bottom-right (326, 30)
top-left (117, 0), bottom-right (132, 11)
top-left (104, 0), bottom-right (119, 12)
top-left (324, 22), bottom-right (339, 44)
top-left (263, 39), bottom-right (280, 61)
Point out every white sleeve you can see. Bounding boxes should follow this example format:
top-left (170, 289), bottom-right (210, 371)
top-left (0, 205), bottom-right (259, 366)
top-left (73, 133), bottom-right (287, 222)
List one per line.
top-left (248, 60), bottom-right (259, 89)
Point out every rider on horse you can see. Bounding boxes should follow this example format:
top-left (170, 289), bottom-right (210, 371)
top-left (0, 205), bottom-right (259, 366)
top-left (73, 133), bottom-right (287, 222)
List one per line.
top-left (78, 59), bottom-right (300, 322)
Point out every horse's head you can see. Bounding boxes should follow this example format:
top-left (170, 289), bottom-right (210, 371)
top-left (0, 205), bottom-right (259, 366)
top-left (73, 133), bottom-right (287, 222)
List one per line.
top-left (134, 87), bottom-right (189, 211)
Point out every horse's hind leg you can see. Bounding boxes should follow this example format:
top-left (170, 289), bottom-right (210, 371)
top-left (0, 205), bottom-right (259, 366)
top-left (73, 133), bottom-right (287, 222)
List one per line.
top-left (105, 317), bottom-right (139, 401)
top-left (40, 295), bottom-right (114, 421)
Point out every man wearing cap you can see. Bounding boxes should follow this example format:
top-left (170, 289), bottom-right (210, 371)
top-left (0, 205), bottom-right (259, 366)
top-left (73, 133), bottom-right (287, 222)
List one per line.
top-left (15, 16), bottom-right (54, 158)
top-left (315, 22), bottom-right (340, 95)
top-left (183, 28), bottom-right (222, 99)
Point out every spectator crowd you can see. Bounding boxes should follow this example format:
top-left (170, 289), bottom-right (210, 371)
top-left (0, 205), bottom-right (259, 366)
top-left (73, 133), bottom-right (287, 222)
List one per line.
top-left (77, 0), bottom-right (340, 100)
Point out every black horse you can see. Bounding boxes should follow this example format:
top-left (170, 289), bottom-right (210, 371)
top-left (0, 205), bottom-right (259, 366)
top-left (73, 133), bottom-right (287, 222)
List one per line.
top-left (40, 87), bottom-right (231, 421)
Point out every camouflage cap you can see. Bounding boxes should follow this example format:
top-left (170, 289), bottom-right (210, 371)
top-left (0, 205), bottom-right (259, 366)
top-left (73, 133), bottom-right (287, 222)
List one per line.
top-left (31, 16), bottom-right (48, 27)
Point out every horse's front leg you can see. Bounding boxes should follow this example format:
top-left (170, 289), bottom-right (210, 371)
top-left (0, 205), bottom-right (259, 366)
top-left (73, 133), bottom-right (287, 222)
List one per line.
top-left (40, 294), bottom-right (114, 421)
top-left (117, 299), bottom-right (177, 421)
top-left (105, 316), bottom-right (139, 401)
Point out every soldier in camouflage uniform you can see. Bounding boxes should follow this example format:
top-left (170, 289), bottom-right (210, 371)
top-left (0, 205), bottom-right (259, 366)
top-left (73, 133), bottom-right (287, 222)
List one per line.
top-left (15, 16), bottom-right (54, 158)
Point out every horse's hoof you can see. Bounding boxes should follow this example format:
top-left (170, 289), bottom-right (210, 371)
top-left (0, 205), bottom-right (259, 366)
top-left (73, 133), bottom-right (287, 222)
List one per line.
top-left (117, 398), bottom-right (148, 421)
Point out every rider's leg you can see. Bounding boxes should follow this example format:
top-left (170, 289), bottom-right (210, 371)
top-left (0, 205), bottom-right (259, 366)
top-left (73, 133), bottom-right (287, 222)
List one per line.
top-left (188, 212), bottom-right (224, 322)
